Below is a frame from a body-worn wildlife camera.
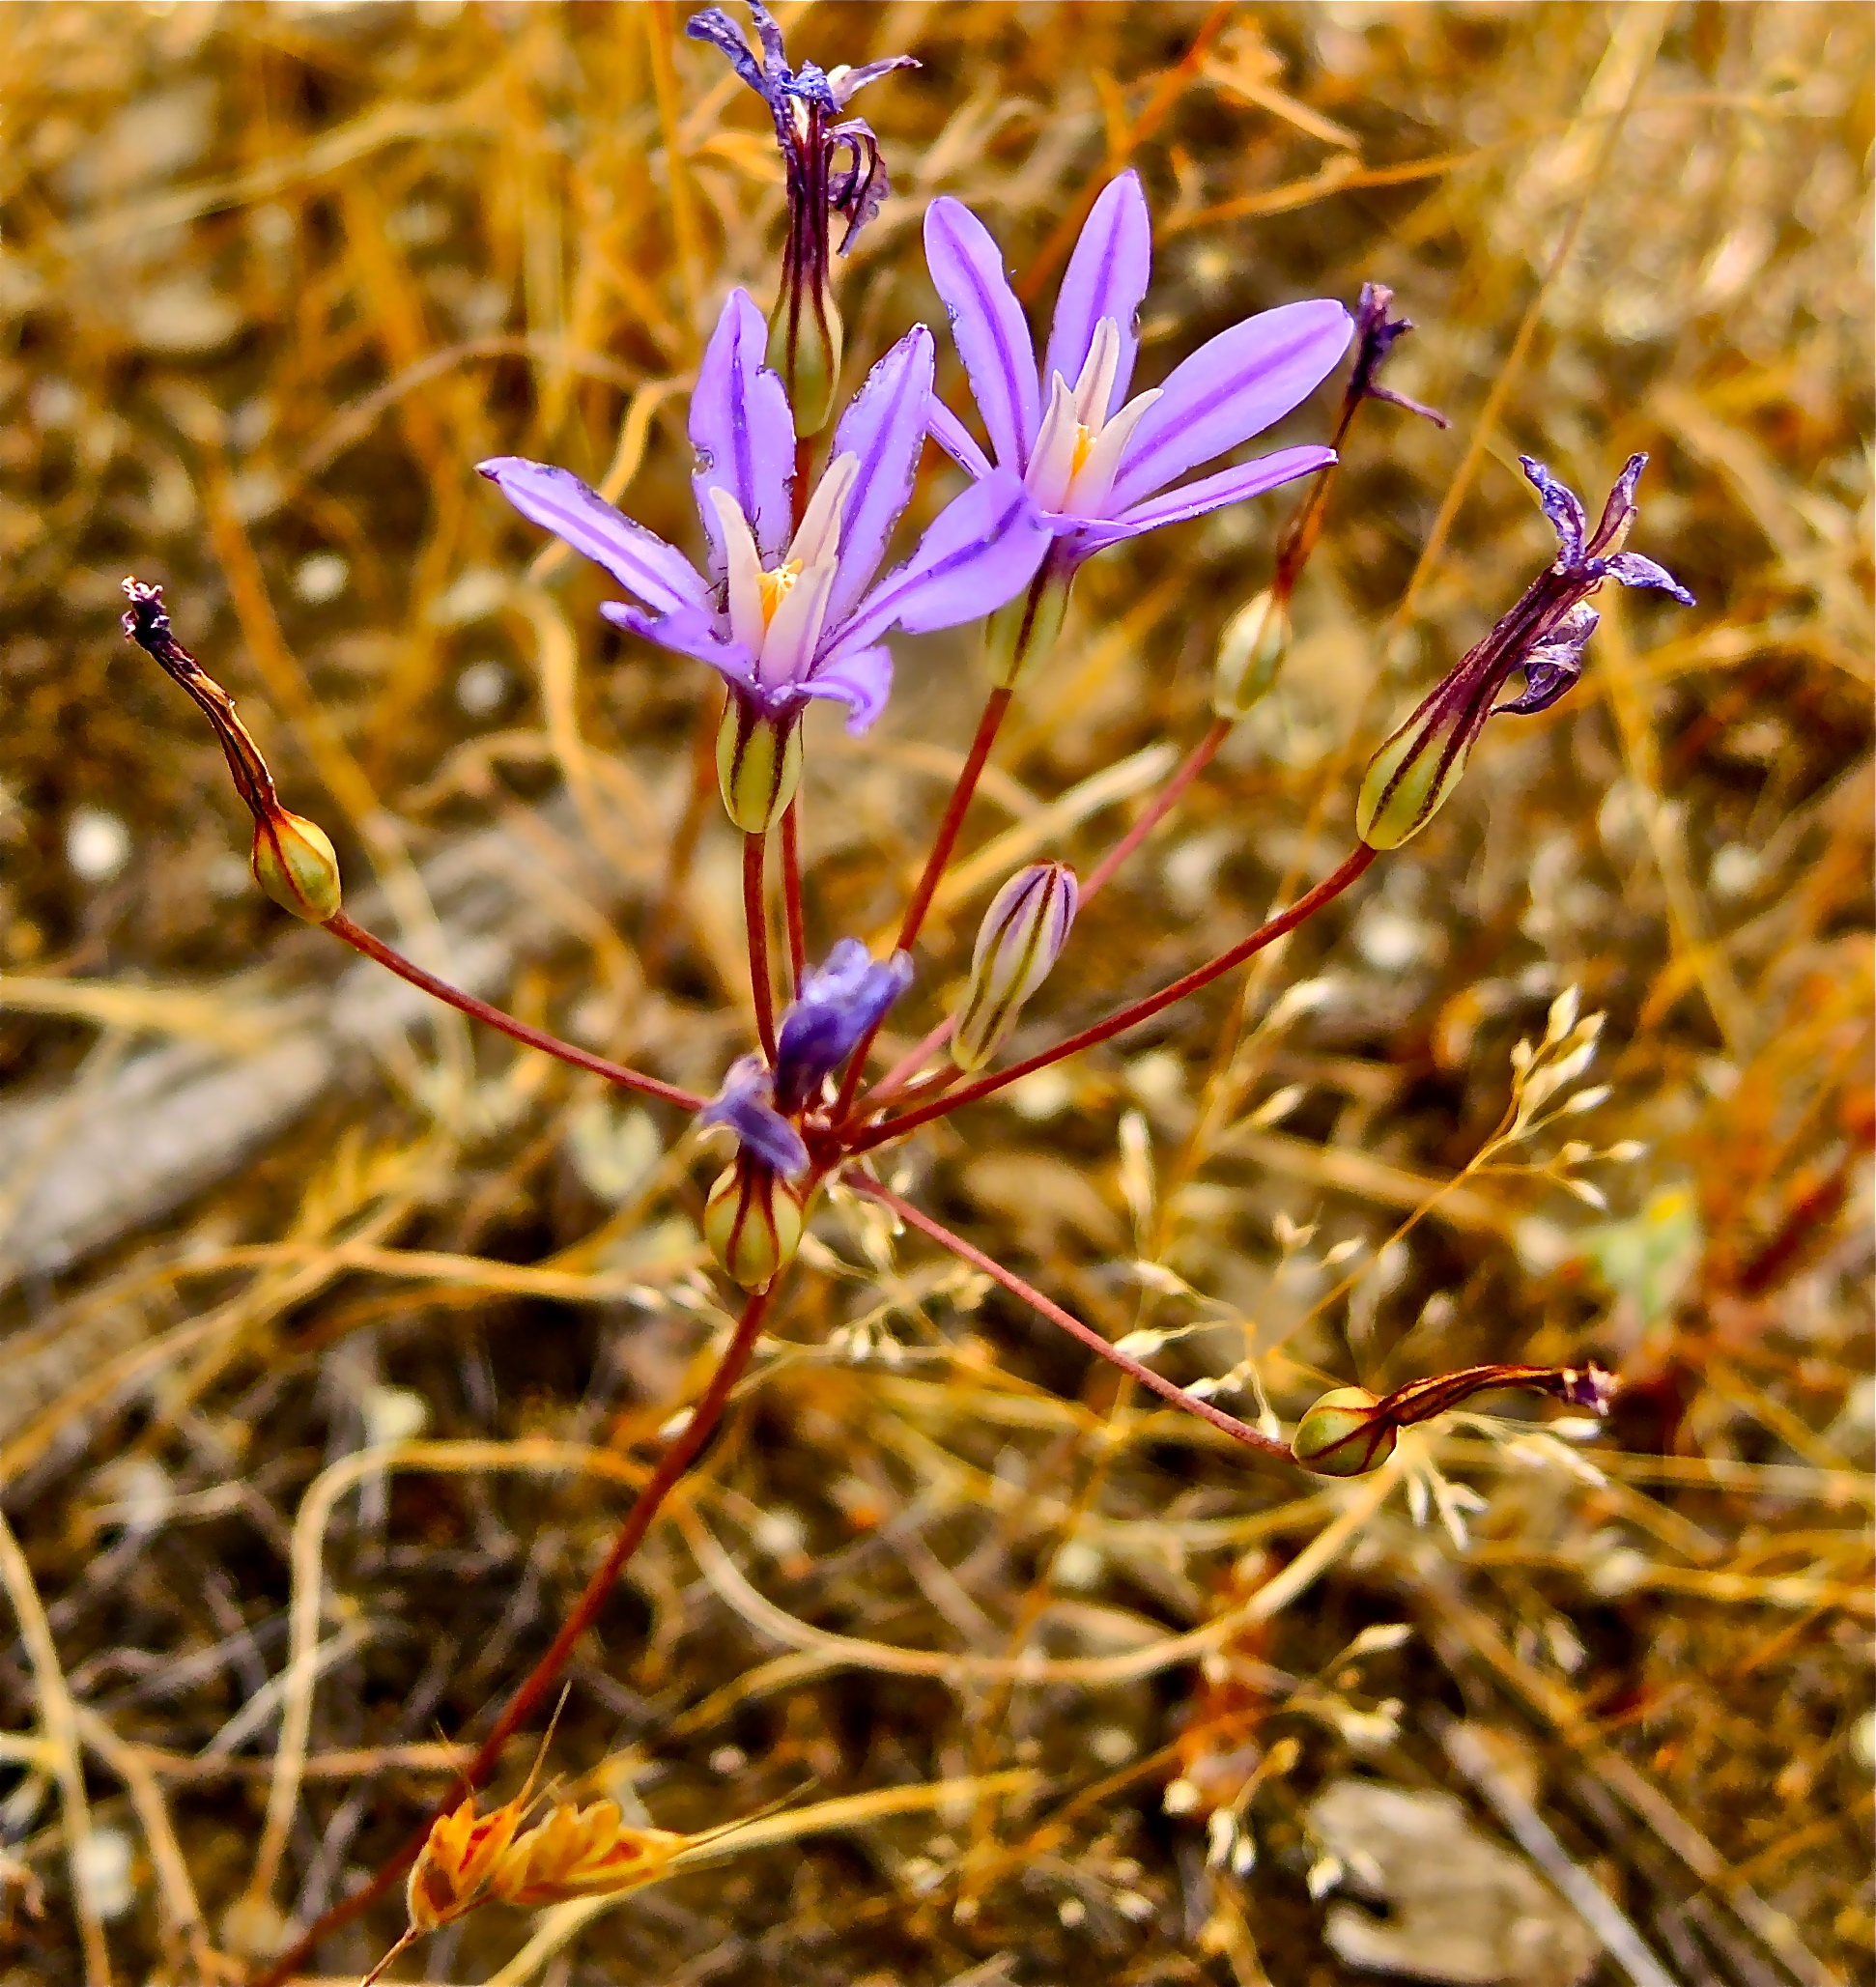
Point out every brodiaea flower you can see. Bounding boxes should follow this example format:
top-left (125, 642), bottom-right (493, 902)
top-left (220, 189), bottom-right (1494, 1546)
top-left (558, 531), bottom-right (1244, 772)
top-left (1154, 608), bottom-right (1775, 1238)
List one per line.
top-left (481, 291), bottom-right (1049, 829)
top-left (923, 172), bottom-right (1353, 680)
top-left (1356, 453), bottom-right (1693, 849)
top-left (687, 0), bottom-right (917, 433)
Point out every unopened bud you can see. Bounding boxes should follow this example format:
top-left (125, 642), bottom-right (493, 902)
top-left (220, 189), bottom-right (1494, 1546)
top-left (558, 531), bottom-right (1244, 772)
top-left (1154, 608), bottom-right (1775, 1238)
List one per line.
top-left (983, 557), bottom-right (1071, 689)
top-left (1291, 1386), bottom-right (1396, 1477)
top-left (716, 697), bottom-right (803, 834)
top-left (952, 862), bottom-right (1078, 1071)
top-left (768, 283), bottom-right (843, 439)
top-left (704, 1157), bottom-right (805, 1291)
top-left (1355, 696), bottom-right (1478, 851)
top-left (250, 807), bottom-right (342, 923)
top-left (1213, 588), bottom-right (1289, 721)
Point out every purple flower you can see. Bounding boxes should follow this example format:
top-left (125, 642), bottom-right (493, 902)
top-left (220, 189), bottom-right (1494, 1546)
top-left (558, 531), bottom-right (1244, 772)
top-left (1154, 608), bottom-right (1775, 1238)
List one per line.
top-left (922, 172), bottom-right (1353, 569)
top-left (687, 1), bottom-right (918, 431)
top-left (479, 291), bottom-right (1050, 746)
top-left (1357, 454), bottom-right (1694, 849)
top-left (699, 941), bottom-right (914, 1176)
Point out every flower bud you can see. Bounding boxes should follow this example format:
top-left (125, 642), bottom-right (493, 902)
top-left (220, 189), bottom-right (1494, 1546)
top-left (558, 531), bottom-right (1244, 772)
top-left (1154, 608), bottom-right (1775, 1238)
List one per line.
top-left (983, 557), bottom-right (1071, 689)
top-left (768, 282), bottom-right (843, 439)
top-left (250, 807), bottom-right (342, 923)
top-left (1291, 1386), bottom-right (1397, 1477)
top-left (716, 697), bottom-right (803, 834)
top-left (703, 1157), bottom-right (805, 1291)
top-left (1213, 588), bottom-right (1290, 721)
top-left (952, 862), bottom-right (1078, 1071)
top-left (1354, 704), bottom-right (1473, 852)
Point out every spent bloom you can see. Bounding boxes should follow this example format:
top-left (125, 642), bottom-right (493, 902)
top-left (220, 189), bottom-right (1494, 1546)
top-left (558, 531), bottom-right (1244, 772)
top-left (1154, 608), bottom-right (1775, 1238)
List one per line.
top-left (481, 292), bottom-right (1048, 829)
top-left (1357, 453), bottom-right (1694, 849)
top-left (687, 0), bottom-right (917, 432)
top-left (700, 940), bottom-right (915, 1178)
top-left (923, 172), bottom-right (1352, 677)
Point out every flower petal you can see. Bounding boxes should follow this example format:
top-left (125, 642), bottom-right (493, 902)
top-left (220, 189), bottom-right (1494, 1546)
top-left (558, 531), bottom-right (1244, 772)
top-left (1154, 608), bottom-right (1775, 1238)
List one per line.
top-left (1064, 445), bottom-right (1333, 554)
top-left (834, 468), bottom-right (1050, 651)
top-left (800, 643), bottom-right (893, 733)
top-left (1107, 299), bottom-right (1352, 514)
top-left (478, 458), bottom-right (707, 612)
top-left (600, 599), bottom-right (751, 674)
top-left (1518, 455), bottom-right (1588, 564)
top-left (698, 1052), bottom-right (810, 1178)
top-left (924, 197), bottom-right (1039, 472)
top-left (823, 325), bottom-right (935, 628)
top-left (927, 397), bottom-right (994, 481)
top-left (1042, 170), bottom-right (1152, 419)
top-left (691, 290), bottom-right (795, 579)
top-left (1604, 551), bottom-right (1694, 605)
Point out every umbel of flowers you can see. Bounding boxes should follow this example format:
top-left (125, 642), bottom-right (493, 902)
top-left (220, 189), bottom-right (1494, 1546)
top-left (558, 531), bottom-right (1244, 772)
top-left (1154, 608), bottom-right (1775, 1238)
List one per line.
top-left (118, 9), bottom-right (1698, 1979)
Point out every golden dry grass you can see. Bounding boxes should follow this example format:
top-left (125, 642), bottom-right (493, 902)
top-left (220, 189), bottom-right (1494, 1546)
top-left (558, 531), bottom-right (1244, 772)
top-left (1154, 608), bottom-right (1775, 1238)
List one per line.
top-left (0, 4), bottom-right (1869, 1984)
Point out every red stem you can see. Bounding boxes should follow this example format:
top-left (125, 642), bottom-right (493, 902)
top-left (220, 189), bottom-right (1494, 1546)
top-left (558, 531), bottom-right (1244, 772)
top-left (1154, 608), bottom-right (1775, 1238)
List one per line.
top-left (830, 684), bottom-right (1013, 1120)
top-left (249, 1280), bottom-right (779, 1987)
top-left (780, 799), bottom-right (807, 992)
top-left (744, 832), bottom-right (778, 1064)
top-left (324, 912), bottom-right (704, 1113)
top-left (852, 1177), bottom-right (1291, 1462)
top-left (1079, 717), bottom-right (1231, 903)
top-left (846, 845), bottom-right (1377, 1154)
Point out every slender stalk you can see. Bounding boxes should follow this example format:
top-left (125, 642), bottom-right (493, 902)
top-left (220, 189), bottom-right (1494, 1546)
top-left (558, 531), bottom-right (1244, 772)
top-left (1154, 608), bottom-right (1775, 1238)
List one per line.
top-left (780, 798), bottom-right (807, 992)
top-left (743, 831), bottom-right (778, 1063)
top-left (248, 1281), bottom-right (780, 1987)
top-left (830, 685), bottom-right (1013, 1120)
top-left (851, 1178), bottom-right (1291, 1462)
top-left (1079, 717), bottom-right (1231, 903)
top-left (847, 844), bottom-right (1377, 1154)
top-left (325, 912), bottom-right (705, 1113)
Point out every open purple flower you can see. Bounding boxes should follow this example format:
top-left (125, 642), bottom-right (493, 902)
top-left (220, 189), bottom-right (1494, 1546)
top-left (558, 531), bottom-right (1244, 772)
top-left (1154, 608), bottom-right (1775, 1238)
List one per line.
top-left (480, 290), bottom-right (1049, 829)
top-left (699, 940), bottom-right (914, 1177)
top-left (922, 171), bottom-right (1353, 679)
top-left (1356, 453), bottom-right (1694, 849)
top-left (687, 1), bottom-right (917, 432)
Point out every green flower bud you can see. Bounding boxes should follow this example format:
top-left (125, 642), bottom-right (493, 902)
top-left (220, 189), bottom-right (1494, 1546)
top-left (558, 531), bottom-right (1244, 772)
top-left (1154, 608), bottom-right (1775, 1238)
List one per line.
top-left (1354, 709), bottom-right (1475, 852)
top-left (952, 862), bottom-right (1079, 1072)
top-left (716, 698), bottom-right (803, 834)
top-left (1291, 1386), bottom-right (1396, 1477)
top-left (250, 808), bottom-right (342, 923)
top-left (703, 1157), bottom-right (805, 1291)
top-left (768, 282), bottom-right (843, 439)
top-left (983, 555), bottom-right (1072, 689)
top-left (1213, 587), bottom-right (1290, 721)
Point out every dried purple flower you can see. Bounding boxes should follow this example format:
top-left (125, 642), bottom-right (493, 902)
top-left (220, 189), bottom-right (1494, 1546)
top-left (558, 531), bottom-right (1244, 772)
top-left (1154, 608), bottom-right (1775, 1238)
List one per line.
top-left (1357, 453), bottom-right (1694, 849)
top-left (923, 173), bottom-right (1351, 681)
top-left (481, 293), bottom-right (1049, 829)
top-left (699, 1053), bottom-right (810, 1179)
top-left (775, 939), bottom-right (914, 1113)
top-left (687, 1), bottom-right (917, 433)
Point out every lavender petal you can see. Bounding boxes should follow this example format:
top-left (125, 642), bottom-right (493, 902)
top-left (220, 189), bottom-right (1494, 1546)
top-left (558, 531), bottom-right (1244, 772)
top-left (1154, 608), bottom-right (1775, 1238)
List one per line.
top-left (1042, 170), bottom-right (1152, 420)
top-left (924, 196), bottom-right (1039, 473)
top-left (832, 468), bottom-right (1049, 651)
top-left (828, 53), bottom-right (920, 107)
top-left (927, 397), bottom-right (994, 481)
top-left (1107, 298), bottom-right (1352, 513)
top-left (478, 458), bottom-right (707, 613)
top-left (1604, 551), bottom-right (1694, 605)
top-left (1518, 456), bottom-right (1588, 565)
top-left (824, 325), bottom-right (934, 628)
top-left (800, 643), bottom-right (894, 734)
top-left (600, 599), bottom-right (752, 675)
top-left (1064, 445), bottom-right (1333, 554)
top-left (691, 290), bottom-right (795, 580)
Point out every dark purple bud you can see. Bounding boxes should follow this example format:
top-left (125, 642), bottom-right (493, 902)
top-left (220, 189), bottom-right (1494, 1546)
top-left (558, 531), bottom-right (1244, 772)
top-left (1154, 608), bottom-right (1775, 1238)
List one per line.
top-left (1346, 283), bottom-right (1449, 430)
top-left (774, 940), bottom-right (913, 1112)
top-left (699, 1052), bottom-right (810, 1178)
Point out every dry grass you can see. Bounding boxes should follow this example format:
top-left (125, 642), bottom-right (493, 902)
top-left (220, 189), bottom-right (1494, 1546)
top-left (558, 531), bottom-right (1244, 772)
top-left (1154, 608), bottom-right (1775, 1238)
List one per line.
top-left (0, 3), bottom-right (1869, 1983)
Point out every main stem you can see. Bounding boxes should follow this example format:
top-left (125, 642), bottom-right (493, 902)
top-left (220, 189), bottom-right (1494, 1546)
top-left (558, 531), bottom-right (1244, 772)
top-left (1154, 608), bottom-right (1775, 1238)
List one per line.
top-left (852, 1178), bottom-right (1291, 1462)
top-left (829, 684), bottom-right (1013, 1119)
top-left (744, 831), bottom-right (778, 1063)
top-left (249, 1282), bottom-right (779, 1987)
top-left (847, 844), bottom-right (1378, 1154)
top-left (325, 912), bottom-right (705, 1113)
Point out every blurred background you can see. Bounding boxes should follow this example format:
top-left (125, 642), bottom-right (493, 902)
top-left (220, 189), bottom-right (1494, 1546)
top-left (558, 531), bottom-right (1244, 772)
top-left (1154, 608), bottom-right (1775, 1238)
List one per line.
top-left (0, 3), bottom-right (1869, 1983)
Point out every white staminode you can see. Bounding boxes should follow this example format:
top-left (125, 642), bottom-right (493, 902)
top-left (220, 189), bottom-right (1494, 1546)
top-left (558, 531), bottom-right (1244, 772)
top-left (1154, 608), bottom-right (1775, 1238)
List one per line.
top-left (710, 451), bottom-right (860, 685)
top-left (1023, 317), bottom-right (1161, 516)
